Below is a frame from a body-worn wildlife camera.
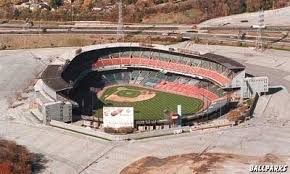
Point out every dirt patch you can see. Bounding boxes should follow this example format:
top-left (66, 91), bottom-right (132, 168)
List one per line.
top-left (121, 153), bottom-right (287, 174)
top-left (258, 153), bottom-right (285, 164)
top-left (106, 89), bottom-right (156, 102)
top-left (143, 9), bottom-right (202, 24)
top-left (0, 34), bottom-right (181, 50)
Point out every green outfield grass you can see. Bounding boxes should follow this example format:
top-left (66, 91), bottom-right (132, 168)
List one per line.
top-left (95, 86), bottom-right (204, 120)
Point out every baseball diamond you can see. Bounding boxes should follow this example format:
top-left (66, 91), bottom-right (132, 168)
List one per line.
top-left (95, 85), bottom-right (204, 120)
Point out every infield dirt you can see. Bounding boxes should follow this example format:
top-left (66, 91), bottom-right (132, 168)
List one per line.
top-left (106, 88), bottom-right (156, 102)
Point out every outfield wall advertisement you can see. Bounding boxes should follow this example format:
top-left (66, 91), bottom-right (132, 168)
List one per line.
top-left (103, 107), bottom-right (134, 128)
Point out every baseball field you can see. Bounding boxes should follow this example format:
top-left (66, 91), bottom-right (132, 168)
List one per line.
top-left (95, 85), bottom-right (204, 120)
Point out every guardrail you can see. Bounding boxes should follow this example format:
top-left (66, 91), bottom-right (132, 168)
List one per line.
top-left (0, 29), bottom-right (180, 36)
top-left (198, 26), bottom-right (290, 31)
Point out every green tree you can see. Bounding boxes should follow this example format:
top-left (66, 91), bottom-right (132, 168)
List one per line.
top-left (240, 2), bottom-right (247, 13)
top-left (13, 8), bottom-right (20, 18)
top-left (49, 0), bottom-right (63, 8)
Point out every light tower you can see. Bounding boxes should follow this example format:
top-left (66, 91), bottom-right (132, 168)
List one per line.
top-left (117, 0), bottom-right (124, 41)
top-left (255, 9), bottom-right (265, 51)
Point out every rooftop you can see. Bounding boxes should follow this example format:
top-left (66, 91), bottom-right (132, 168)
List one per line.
top-left (41, 64), bottom-right (72, 91)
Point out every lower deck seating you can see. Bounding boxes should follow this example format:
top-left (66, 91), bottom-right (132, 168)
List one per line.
top-left (100, 69), bottom-right (222, 102)
top-left (102, 74), bottom-right (116, 85)
top-left (155, 81), bottom-right (219, 102)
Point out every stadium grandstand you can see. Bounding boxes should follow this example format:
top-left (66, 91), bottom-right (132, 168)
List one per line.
top-left (33, 43), bottom-right (268, 131)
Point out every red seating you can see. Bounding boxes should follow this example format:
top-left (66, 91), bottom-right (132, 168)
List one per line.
top-left (100, 59), bottom-right (113, 66)
top-left (111, 58), bottom-right (121, 65)
top-left (155, 81), bottom-right (219, 102)
top-left (147, 59), bottom-right (156, 67)
top-left (168, 62), bottom-right (176, 70)
top-left (155, 60), bottom-right (162, 67)
top-left (121, 58), bottom-right (131, 64)
top-left (94, 60), bottom-right (103, 68)
top-left (131, 58), bottom-right (140, 64)
top-left (159, 61), bottom-right (169, 69)
top-left (142, 58), bottom-right (150, 65)
top-left (93, 57), bottom-right (231, 86)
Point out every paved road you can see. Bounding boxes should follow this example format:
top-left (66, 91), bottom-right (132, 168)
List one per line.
top-left (198, 7), bottom-right (290, 28)
top-left (0, 23), bottom-right (191, 35)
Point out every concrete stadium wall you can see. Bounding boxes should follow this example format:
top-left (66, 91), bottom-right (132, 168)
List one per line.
top-left (248, 93), bottom-right (260, 117)
top-left (49, 120), bottom-right (190, 141)
top-left (231, 70), bottom-right (245, 88)
top-left (37, 79), bottom-right (57, 100)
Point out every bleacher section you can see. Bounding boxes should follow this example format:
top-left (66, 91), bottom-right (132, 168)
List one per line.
top-left (93, 57), bottom-right (231, 86)
top-left (102, 73), bottom-right (116, 85)
top-left (92, 50), bottom-right (234, 75)
top-left (62, 44), bottom-right (246, 90)
top-left (130, 70), bottom-right (140, 84)
top-left (121, 72), bottom-right (131, 84)
top-left (197, 81), bottom-right (225, 97)
top-left (99, 69), bottom-right (224, 103)
top-left (155, 81), bottom-right (219, 102)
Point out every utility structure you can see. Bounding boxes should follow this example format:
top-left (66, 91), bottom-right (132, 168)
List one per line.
top-left (117, 0), bottom-right (124, 41)
top-left (255, 9), bottom-right (265, 51)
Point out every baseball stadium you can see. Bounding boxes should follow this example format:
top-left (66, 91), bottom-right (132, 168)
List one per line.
top-left (36, 42), bottom-right (262, 131)
top-left (1, 5), bottom-right (288, 173)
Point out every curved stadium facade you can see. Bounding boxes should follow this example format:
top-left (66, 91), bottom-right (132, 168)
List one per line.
top-left (35, 43), bottom-right (250, 126)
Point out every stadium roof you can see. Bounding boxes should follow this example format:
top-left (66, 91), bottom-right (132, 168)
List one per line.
top-left (41, 64), bottom-right (72, 91)
top-left (202, 53), bottom-right (245, 70)
top-left (62, 42), bottom-right (245, 72)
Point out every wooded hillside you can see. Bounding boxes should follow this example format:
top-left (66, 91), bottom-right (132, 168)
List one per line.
top-left (0, 0), bottom-right (289, 23)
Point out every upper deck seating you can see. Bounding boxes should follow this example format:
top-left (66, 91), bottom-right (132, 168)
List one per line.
top-left (94, 57), bottom-right (231, 86)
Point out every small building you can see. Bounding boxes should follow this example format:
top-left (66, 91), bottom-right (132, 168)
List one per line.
top-left (241, 76), bottom-right (269, 98)
top-left (31, 64), bottom-right (74, 124)
top-left (32, 81), bottom-right (72, 124)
